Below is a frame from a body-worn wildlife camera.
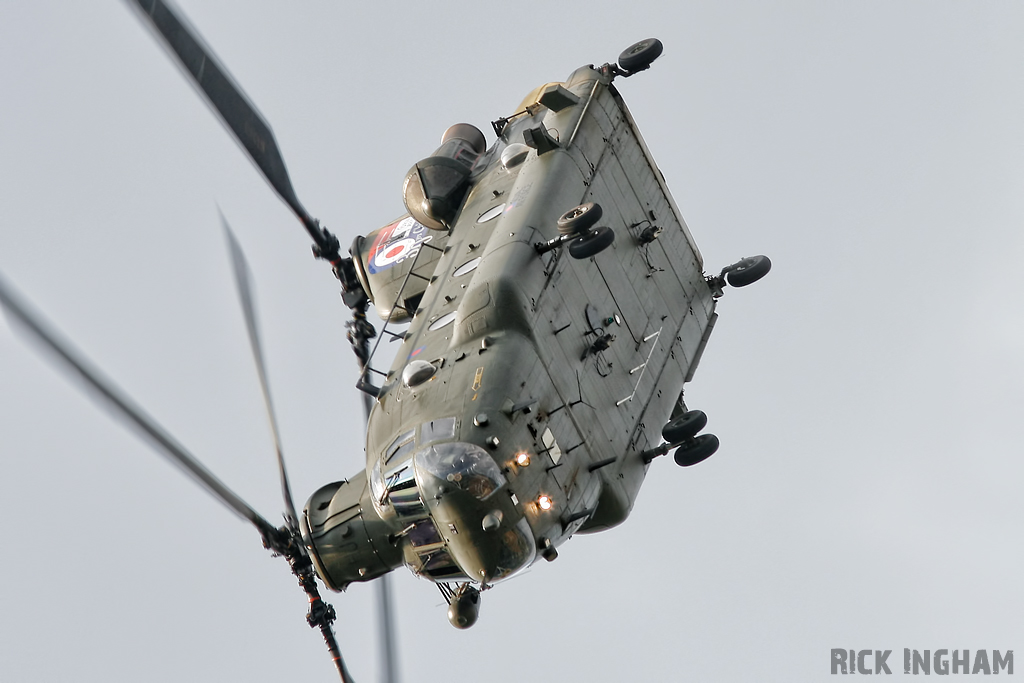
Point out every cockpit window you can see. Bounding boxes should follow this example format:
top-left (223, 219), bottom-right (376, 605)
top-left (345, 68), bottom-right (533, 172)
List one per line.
top-left (420, 417), bottom-right (456, 445)
top-left (414, 442), bottom-right (506, 501)
top-left (385, 430), bottom-right (413, 456)
top-left (369, 459), bottom-right (384, 505)
top-left (371, 456), bottom-right (426, 520)
top-left (388, 440), bottom-right (416, 465)
top-left (385, 430), bottom-right (415, 463)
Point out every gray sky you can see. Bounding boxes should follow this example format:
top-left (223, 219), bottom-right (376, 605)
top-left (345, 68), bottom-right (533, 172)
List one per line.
top-left (2, 2), bottom-right (1023, 681)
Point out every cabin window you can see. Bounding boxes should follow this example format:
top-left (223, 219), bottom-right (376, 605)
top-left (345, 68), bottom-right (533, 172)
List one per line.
top-left (476, 203), bottom-right (505, 223)
top-left (428, 311), bottom-right (457, 331)
top-left (452, 257), bottom-right (482, 277)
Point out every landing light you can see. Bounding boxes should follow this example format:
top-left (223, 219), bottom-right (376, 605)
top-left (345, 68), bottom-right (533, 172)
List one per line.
top-left (537, 495), bottom-right (553, 511)
top-left (515, 452), bottom-right (531, 467)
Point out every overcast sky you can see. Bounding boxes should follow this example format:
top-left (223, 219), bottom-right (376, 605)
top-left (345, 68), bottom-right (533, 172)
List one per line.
top-left (2, 2), bottom-right (1023, 682)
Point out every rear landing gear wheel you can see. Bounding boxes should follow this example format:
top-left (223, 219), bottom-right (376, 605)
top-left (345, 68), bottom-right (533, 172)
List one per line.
top-left (662, 410), bottom-right (708, 444)
top-left (618, 38), bottom-right (664, 73)
top-left (568, 226), bottom-right (615, 259)
top-left (673, 433), bottom-right (720, 467)
top-left (724, 255), bottom-right (771, 288)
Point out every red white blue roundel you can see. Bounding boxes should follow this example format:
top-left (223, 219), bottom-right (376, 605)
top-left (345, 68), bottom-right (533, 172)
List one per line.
top-left (367, 217), bottom-right (432, 274)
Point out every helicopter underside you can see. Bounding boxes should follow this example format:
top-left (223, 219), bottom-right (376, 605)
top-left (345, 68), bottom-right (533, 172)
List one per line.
top-left (303, 64), bottom-right (720, 607)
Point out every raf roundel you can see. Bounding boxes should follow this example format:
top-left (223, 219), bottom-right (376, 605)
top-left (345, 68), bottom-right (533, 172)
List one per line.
top-left (367, 216), bottom-right (432, 274)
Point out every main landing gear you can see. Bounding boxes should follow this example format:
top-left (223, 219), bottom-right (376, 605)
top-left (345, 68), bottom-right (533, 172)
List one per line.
top-left (536, 202), bottom-right (616, 259)
top-left (642, 408), bottom-right (720, 466)
top-left (663, 409), bottom-right (720, 467)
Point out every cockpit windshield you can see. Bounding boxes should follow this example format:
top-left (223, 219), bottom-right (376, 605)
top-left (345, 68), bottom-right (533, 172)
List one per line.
top-left (414, 442), bottom-right (506, 501)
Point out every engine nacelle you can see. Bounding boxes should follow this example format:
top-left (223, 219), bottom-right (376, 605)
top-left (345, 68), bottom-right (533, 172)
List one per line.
top-left (402, 123), bottom-right (486, 230)
top-left (301, 470), bottom-right (403, 591)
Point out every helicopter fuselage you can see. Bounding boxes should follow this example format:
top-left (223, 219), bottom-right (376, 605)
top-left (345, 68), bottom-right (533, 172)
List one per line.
top-left (301, 64), bottom-right (719, 598)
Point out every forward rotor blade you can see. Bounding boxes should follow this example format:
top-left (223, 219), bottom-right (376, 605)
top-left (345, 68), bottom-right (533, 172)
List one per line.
top-left (221, 214), bottom-right (300, 533)
top-left (128, 0), bottom-right (334, 255)
top-left (361, 393), bottom-right (374, 423)
top-left (0, 273), bottom-right (279, 542)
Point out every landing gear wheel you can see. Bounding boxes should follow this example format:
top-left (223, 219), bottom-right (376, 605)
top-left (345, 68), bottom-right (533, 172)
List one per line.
top-left (618, 38), bottom-right (664, 73)
top-left (447, 586), bottom-right (481, 629)
top-left (724, 255), bottom-right (772, 288)
top-left (662, 410), bottom-right (708, 444)
top-left (568, 226), bottom-right (615, 259)
top-left (557, 202), bottom-right (603, 236)
top-left (673, 433), bottom-right (720, 467)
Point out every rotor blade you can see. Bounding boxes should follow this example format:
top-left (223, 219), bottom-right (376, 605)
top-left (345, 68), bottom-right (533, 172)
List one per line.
top-left (221, 214), bottom-right (300, 533)
top-left (359, 367), bottom-right (397, 683)
top-left (127, 0), bottom-right (334, 255)
top-left (361, 392), bottom-right (374, 424)
top-left (0, 272), bottom-right (280, 542)
top-left (376, 575), bottom-right (398, 683)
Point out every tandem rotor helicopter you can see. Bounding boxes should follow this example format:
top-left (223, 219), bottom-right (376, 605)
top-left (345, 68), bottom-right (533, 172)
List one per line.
top-left (0, 1), bottom-right (771, 680)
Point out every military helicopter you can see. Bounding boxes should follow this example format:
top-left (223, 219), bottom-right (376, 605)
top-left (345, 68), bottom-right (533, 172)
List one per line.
top-left (0, 1), bottom-right (770, 680)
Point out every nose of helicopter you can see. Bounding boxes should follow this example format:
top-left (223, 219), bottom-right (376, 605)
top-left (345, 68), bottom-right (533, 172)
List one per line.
top-left (427, 493), bottom-right (536, 584)
top-left (413, 442), bottom-right (536, 582)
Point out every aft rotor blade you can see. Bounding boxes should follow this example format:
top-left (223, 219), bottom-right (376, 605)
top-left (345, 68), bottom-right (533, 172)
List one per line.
top-left (221, 214), bottom-right (300, 533)
top-left (356, 363), bottom-right (398, 683)
top-left (376, 575), bottom-right (399, 683)
top-left (0, 273), bottom-right (279, 542)
top-left (128, 0), bottom-right (333, 255)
